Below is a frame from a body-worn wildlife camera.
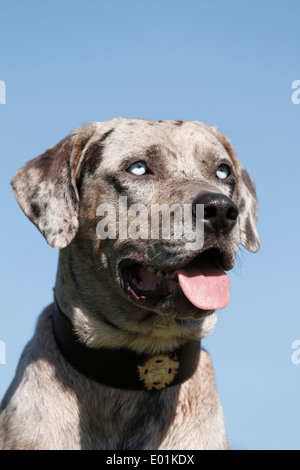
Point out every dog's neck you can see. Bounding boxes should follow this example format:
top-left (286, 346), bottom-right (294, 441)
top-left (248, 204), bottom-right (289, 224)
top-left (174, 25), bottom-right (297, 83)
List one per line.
top-left (52, 300), bottom-right (201, 391)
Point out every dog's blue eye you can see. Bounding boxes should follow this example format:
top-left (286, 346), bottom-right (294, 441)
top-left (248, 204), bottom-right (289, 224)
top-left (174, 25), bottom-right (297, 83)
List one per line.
top-left (216, 165), bottom-right (230, 180)
top-left (127, 161), bottom-right (148, 176)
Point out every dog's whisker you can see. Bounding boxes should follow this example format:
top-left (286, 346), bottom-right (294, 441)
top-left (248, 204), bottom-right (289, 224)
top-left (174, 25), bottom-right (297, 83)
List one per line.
top-left (96, 264), bottom-right (105, 272)
top-left (232, 253), bottom-right (243, 278)
top-left (148, 249), bottom-right (166, 263)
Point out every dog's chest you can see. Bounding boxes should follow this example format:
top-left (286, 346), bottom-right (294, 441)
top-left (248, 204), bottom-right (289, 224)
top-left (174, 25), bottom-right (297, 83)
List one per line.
top-left (78, 386), bottom-right (180, 450)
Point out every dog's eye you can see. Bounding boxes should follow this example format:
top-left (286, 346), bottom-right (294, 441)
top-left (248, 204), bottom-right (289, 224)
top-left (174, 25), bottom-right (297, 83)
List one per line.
top-left (127, 161), bottom-right (148, 176)
top-left (216, 165), bottom-right (230, 180)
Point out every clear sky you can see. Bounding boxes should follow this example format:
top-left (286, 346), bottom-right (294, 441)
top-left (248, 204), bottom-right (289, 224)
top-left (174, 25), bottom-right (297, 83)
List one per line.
top-left (1, 0), bottom-right (299, 450)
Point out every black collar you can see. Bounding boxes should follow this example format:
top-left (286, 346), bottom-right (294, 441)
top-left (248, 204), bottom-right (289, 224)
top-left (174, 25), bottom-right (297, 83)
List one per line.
top-left (52, 301), bottom-right (200, 391)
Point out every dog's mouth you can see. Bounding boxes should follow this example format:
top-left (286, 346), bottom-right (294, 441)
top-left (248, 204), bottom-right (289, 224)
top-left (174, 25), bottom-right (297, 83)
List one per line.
top-left (120, 248), bottom-right (232, 311)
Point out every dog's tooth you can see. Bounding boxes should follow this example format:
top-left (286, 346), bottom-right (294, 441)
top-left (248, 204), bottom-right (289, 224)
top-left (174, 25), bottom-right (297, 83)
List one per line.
top-left (157, 270), bottom-right (163, 277)
top-left (165, 273), bottom-right (172, 279)
top-left (147, 266), bottom-right (155, 272)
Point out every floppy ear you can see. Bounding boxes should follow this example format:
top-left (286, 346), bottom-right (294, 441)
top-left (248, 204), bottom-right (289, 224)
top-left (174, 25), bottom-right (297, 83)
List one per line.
top-left (235, 162), bottom-right (260, 253)
top-left (209, 127), bottom-right (260, 253)
top-left (11, 123), bottom-right (97, 249)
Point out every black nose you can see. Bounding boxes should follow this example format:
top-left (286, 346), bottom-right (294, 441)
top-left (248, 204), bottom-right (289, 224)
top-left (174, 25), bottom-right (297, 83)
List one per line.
top-left (192, 192), bottom-right (239, 234)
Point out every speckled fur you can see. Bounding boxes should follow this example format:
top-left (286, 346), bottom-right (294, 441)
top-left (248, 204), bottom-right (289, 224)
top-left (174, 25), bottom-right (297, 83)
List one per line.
top-left (0, 118), bottom-right (259, 450)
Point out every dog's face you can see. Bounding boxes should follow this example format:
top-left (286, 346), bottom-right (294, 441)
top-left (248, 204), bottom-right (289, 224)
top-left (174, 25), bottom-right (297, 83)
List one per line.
top-left (11, 118), bottom-right (259, 346)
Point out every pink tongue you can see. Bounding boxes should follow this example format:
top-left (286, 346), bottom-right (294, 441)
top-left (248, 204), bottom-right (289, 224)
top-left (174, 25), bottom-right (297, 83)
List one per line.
top-left (177, 261), bottom-right (230, 310)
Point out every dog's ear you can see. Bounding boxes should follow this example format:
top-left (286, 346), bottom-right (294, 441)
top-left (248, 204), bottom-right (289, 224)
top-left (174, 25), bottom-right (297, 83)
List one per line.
top-left (236, 163), bottom-right (260, 253)
top-left (11, 123), bottom-right (97, 249)
top-left (209, 127), bottom-right (260, 253)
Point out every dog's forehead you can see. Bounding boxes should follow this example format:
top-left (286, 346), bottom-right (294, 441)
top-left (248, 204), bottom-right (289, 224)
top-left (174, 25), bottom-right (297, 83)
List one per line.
top-left (89, 118), bottom-right (229, 172)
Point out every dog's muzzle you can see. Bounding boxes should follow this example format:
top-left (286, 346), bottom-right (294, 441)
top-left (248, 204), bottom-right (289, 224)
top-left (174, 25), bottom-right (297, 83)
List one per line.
top-left (119, 192), bottom-right (238, 314)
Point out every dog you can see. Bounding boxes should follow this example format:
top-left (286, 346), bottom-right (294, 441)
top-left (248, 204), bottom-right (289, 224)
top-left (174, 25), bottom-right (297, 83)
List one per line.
top-left (0, 118), bottom-right (259, 450)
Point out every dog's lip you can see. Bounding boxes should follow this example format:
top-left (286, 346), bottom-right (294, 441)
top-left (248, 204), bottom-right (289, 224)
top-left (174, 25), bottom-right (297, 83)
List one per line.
top-left (119, 246), bottom-right (234, 276)
top-left (118, 247), bottom-right (234, 307)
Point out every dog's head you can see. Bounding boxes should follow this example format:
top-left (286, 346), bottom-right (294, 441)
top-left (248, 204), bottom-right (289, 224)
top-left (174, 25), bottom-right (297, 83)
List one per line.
top-left (11, 118), bottom-right (259, 345)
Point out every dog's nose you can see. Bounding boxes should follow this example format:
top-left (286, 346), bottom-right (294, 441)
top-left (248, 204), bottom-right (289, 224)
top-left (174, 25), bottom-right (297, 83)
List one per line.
top-left (192, 192), bottom-right (239, 234)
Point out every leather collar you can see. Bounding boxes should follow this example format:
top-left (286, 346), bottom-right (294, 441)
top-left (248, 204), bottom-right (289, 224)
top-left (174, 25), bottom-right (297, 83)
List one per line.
top-left (52, 301), bottom-right (200, 391)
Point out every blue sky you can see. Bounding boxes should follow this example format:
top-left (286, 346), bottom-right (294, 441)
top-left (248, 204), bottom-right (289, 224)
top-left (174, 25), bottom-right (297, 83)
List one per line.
top-left (1, 0), bottom-right (299, 450)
